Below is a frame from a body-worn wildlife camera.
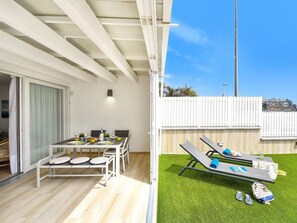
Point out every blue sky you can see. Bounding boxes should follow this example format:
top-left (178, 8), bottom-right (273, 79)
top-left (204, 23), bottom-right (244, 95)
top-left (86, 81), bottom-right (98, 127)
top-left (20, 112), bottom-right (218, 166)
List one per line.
top-left (165, 0), bottom-right (297, 103)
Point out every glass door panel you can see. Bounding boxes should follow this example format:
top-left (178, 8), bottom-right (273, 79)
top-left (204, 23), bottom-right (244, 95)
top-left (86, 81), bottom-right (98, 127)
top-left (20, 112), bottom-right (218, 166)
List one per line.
top-left (29, 83), bottom-right (63, 165)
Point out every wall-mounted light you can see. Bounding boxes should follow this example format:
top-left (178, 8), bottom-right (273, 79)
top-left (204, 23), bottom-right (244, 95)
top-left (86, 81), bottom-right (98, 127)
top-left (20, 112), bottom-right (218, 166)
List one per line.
top-left (107, 89), bottom-right (113, 97)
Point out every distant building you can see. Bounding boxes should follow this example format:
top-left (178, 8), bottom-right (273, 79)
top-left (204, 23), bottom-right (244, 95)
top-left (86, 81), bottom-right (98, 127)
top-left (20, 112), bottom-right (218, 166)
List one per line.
top-left (263, 98), bottom-right (297, 111)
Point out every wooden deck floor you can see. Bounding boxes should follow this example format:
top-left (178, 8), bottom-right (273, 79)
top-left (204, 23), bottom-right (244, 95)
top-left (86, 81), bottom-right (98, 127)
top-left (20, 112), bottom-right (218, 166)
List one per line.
top-left (0, 165), bottom-right (12, 181)
top-left (0, 153), bottom-right (150, 223)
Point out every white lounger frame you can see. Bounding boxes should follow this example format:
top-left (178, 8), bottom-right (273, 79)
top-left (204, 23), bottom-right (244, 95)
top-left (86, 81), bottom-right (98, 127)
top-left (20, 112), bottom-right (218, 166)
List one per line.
top-left (36, 155), bottom-right (114, 188)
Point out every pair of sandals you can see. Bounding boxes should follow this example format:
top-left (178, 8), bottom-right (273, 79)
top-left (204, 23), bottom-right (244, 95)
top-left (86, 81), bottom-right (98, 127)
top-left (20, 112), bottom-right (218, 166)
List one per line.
top-left (236, 191), bottom-right (253, 205)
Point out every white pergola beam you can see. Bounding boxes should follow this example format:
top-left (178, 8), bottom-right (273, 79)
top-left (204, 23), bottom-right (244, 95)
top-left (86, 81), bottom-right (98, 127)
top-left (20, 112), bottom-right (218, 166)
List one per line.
top-left (108, 32), bottom-right (144, 42)
top-left (160, 0), bottom-right (173, 77)
top-left (2, 28), bottom-right (144, 42)
top-left (37, 16), bottom-right (174, 27)
top-left (117, 55), bottom-right (148, 61)
top-left (0, 60), bottom-right (76, 86)
top-left (60, 30), bottom-right (144, 42)
top-left (0, 30), bottom-right (96, 83)
top-left (0, 49), bottom-right (78, 84)
top-left (53, 0), bottom-right (138, 83)
top-left (136, 0), bottom-right (159, 71)
top-left (0, 0), bottom-right (117, 83)
top-left (51, 52), bottom-right (148, 61)
top-left (106, 66), bottom-right (149, 72)
top-left (38, 16), bottom-right (142, 27)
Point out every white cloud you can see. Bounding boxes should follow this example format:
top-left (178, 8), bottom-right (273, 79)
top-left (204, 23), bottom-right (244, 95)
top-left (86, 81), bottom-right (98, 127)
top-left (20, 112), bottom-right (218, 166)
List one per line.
top-left (164, 74), bottom-right (173, 79)
top-left (167, 47), bottom-right (181, 57)
top-left (196, 64), bottom-right (212, 73)
top-left (171, 18), bottom-right (208, 45)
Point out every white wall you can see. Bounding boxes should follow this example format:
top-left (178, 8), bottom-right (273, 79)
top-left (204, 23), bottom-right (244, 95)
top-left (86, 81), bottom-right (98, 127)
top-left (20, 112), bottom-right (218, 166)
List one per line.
top-left (0, 81), bottom-right (10, 132)
top-left (70, 76), bottom-right (150, 152)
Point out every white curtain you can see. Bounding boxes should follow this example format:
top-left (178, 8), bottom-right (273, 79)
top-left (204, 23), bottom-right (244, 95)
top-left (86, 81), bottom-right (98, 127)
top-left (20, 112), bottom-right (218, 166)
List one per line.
top-left (9, 76), bottom-right (18, 174)
top-left (30, 83), bottom-right (63, 165)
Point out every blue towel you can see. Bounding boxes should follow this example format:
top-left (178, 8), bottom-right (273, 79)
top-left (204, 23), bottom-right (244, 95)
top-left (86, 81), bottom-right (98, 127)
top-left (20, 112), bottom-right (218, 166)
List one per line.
top-left (210, 158), bottom-right (219, 168)
top-left (230, 166), bottom-right (237, 172)
top-left (239, 167), bottom-right (249, 173)
top-left (223, 148), bottom-right (231, 155)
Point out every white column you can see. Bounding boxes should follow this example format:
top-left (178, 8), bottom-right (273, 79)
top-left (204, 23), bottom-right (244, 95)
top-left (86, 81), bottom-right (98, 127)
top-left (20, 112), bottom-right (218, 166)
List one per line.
top-left (149, 69), bottom-right (159, 182)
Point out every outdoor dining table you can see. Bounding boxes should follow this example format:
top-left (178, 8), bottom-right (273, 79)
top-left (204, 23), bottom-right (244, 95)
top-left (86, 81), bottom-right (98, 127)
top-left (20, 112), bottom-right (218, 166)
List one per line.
top-left (49, 137), bottom-right (126, 176)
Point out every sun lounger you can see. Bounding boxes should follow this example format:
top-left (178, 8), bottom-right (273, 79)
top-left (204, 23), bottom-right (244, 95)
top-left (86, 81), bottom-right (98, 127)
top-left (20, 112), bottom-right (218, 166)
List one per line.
top-left (179, 141), bottom-right (274, 183)
top-left (200, 135), bottom-right (274, 164)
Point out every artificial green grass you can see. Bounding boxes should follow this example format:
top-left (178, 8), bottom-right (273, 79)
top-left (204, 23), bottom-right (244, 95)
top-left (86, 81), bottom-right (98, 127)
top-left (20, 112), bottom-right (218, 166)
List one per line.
top-left (157, 154), bottom-right (297, 223)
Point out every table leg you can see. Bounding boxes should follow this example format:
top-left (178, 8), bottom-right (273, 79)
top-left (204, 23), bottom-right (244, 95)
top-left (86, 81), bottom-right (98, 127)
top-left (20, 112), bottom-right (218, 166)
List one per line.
top-left (36, 165), bottom-right (40, 188)
top-left (116, 145), bottom-right (120, 176)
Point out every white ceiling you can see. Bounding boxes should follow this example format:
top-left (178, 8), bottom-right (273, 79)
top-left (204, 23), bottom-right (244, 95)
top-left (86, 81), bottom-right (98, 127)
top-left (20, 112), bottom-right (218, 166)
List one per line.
top-left (0, 0), bottom-right (173, 85)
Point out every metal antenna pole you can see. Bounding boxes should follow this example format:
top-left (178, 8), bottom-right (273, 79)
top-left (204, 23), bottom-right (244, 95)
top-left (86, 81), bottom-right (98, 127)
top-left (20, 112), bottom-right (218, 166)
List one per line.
top-left (223, 83), bottom-right (229, 96)
top-left (234, 0), bottom-right (238, 96)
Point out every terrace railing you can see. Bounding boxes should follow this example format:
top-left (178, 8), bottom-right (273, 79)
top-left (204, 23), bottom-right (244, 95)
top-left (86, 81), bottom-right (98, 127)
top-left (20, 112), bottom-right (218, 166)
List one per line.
top-left (161, 96), bottom-right (297, 139)
top-left (161, 96), bottom-right (262, 128)
top-left (262, 112), bottom-right (297, 139)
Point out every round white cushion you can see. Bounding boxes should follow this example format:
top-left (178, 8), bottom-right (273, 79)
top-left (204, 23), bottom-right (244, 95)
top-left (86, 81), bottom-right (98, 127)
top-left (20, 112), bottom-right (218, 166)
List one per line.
top-left (70, 157), bottom-right (90, 164)
top-left (49, 156), bottom-right (71, 164)
top-left (90, 157), bottom-right (109, 164)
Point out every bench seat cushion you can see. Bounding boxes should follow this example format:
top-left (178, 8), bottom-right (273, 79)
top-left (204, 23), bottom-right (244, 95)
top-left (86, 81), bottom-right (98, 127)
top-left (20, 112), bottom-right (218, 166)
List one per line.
top-left (70, 157), bottom-right (90, 164)
top-left (90, 157), bottom-right (109, 164)
top-left (49, 156), bottom-right (71, 164)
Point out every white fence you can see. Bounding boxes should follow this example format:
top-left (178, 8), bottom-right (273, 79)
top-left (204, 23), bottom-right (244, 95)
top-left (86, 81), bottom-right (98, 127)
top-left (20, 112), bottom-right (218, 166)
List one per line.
top-left (262, 112), bottom-right (297, 138)
top-left (161, 96), bottom-right (297, 138)
top-left (161, 97), bottom-right (262, 128)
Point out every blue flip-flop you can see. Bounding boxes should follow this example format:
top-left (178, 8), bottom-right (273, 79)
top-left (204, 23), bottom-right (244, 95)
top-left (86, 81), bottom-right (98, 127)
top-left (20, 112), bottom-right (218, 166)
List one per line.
top-left (245, 194), bottom-right (253, 205)
top-left (236, 191), bottom-right (243, 201)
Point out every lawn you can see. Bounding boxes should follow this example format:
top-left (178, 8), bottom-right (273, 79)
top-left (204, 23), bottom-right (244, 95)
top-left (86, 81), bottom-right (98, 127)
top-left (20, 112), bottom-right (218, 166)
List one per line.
top-left (157, 153), bottom-right (297, 223)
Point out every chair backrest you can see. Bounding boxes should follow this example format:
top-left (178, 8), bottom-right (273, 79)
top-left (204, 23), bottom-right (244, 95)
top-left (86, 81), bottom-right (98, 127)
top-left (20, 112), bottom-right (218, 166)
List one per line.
top-left (91, 130), bottom-right (106, 138)
top-left (115, 130), bottom-right (129, 137)
top-left (124, 134), bottom-right (130, 149)
top-left (200, 135), bottom-right (224, 154)
top-left (120, 137), bottom-right (129, 151)
top-left (179, 141), bottom-right (212, 168)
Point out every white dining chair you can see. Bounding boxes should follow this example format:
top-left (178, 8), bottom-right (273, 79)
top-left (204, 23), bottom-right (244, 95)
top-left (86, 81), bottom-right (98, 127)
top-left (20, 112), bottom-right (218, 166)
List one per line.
top-left (114, 130), bottom-right (130, 163)
top-left (103, 135), bottom-right (130, 172)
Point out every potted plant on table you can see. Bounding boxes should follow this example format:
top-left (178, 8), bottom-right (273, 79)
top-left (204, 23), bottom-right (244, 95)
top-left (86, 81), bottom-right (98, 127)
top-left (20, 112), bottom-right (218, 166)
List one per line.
top-left (104, 132), bottom-right (110, 141)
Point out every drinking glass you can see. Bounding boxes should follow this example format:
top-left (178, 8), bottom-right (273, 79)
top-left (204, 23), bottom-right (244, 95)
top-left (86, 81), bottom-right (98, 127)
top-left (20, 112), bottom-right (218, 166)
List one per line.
top-left (74, 132), bottom-right (78, 140)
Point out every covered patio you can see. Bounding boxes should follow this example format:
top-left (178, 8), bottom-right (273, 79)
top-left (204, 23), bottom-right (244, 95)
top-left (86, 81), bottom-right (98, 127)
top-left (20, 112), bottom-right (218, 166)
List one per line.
top-left (0, 0), bottom-right (173, 222)
top-left (0, 153), bottom-right (149, 222)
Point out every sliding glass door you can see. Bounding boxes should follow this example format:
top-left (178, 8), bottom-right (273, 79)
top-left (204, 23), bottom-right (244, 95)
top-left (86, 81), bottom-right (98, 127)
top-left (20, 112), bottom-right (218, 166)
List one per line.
top-left (29, 83), bottom-right (63, 165)
top-left (24, 79), bottom-right (67, 171)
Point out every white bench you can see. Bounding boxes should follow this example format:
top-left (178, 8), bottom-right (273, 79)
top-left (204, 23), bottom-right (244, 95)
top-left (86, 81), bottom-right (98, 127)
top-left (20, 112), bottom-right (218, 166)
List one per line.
top-left (36, 155), bottom-right (114, 188)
